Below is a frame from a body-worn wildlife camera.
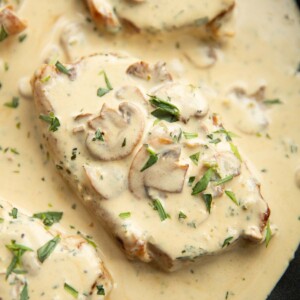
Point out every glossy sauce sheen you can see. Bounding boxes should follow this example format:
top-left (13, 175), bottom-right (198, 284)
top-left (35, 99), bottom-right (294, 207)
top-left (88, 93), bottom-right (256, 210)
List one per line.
top-left (0, 0), bottom-right (300, 300)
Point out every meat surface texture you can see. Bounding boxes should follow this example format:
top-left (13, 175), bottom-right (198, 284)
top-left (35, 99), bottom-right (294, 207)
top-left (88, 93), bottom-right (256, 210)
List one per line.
top-left (32, 53), bottom-right (270, 271)
top-left (0, 199), bottom-right (113, 299)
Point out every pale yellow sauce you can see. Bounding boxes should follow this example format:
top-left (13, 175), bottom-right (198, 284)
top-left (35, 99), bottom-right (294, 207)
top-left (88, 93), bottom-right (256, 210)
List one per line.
top-left (0, 0), bottom-right (300, 299)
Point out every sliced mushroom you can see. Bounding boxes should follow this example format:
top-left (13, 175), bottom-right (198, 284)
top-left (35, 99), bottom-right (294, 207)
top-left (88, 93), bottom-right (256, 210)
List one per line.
top-left (129, 144), bottom-right (188, 199)
top-left (126, 61), bottom-right (172, 83)
top-left (151, 83), bottom-right (209, 121)
top-left (86, 102), bottom-right (145, 161)
top-left (86, 0), bottom-right (121, 33)
top-left (84, 164), bottom-right (127, 199)
top-left (0, 5), bottom-right (27, 37)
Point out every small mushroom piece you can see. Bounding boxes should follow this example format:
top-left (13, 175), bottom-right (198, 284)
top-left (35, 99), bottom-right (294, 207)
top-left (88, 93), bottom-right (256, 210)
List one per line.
top-left (129, 144), bottom-right (188, 199)
top-left (151, 83), bottom-right (209, 121)
top-left (0, 5), bottom-right (27, 38)
top-left (86, 0), bottom-right (121, 33)
top-left (126, 61), bottom-right (172, 83)
top-left (86, 102), bottom-right (145, 161)
top-left (84, 164), bottom-right (127, 199)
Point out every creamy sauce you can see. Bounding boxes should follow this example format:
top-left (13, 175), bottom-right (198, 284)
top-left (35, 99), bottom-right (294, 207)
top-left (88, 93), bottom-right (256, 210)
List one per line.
top-left (0, 0), bottom-right (300, 299)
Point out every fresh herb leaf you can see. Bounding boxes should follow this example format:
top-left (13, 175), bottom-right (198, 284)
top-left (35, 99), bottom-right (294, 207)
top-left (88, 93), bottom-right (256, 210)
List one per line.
top-left (9, 207), bottom-right (18, 219)
top-left (149, 95), bottom-right (180, 123)
top-left (96, 285), bottom-right (105, 295)
top-left (222, 236), bottom-right (233, 248)
top-left (183, 131), bottom-right (198, 139)
top-left (83, 235), bottom-right (97, 248)
top-left (215, 175), bottom-right (234, 186)
top-left (64, 283), bottom-right (79, 298)
top-left (55, 61), bottom-right (70, 75)
top-left (0, 25), bottom-right (8, 42)
top-left (39, 112), bottom-right (60, 132)
top-left (119, 212), bottom-right (131, 219)
top-left (178, 211), bottom-right (187, 219)
top-left (209, 138), bottom-right (221, 144)
top-left (4, 97), bottom-right (19, 108)
top-left (225, 190), bottom-right (239, 206)
top-left (213, 129), bottom-right (238, 141)
top-left (265, 220), bottom-right (272, 247)
top-left (202, 194), bottom-right (212, 213)
top-left (92, 129), bottom-right (104, 141)
top-left (18, 34), bottom-right (27, 43)
top-left (188, 176), bottom-right (196, 186)
top-left (37, 235), bottom-right (60, 263)
top-left (97, 70), bottom-right (113, 97)
top-left (192, 168), bottom-right (213, 195)
top-left (33, 211), bottom-right (63, 227)
top-left (20, 282), bottom-right (29, 300)
top-left (189, 152), bottom-right (200, 166)
top-left (140, 147), bottom-right (158, 172)
top-left (71, 148), bottom-right (77, 160)
top-left (263, 99), bottom-right (282, 105)
top-left (41, 75), bottom-right (51, 83)
top-left (122, 138), bottom-right (126, 147)
top-left (10, 148), bottom-right (19, 155)
top-left (230, 142), bottom-right (242, 162)
top-left (152, 199), bottom-right (169, 221)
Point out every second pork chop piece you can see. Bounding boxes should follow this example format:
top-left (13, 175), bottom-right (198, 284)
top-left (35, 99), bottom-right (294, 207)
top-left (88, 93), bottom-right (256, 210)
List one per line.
top-left (32, 53), bottom-right (270, 271)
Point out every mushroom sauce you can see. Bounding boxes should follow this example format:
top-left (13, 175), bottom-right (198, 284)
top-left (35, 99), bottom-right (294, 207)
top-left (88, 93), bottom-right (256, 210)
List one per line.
top-left (0, 0), bottom-right (300, 299)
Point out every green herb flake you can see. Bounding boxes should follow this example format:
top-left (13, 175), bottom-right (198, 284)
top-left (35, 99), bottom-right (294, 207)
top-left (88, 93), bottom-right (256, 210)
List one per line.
top-left (39, 112), bottom-right (60, 132)
top-left (265, 220), bottom-right (272, 247)
top-left (119, 212), bottom-right (131, 219)
top-left (96, 285), bottom-right (105, 295)
top-left (215, 175), bottom-right (234, 186)
top-left (222, 236), bottom-right (233, 248)
top-left (183, 131), bottom-right (198, 139)
top-left (178, 211), bottom-right (187, 219)
top-left (71, 148), bottom-right (77, 160)
top-left (10, 148), bottom-right (19, 155)
top-left (9, 207), bottom-right (18, 219)
top-left (0, 25), bottom-right (8, 42)
top-left (213, 128), bottom-right (238, 141)
top-left (225, 190), bottom-right (239, 206)
top-left (97, 70), bottom-right (113, 97)
top-left (188, 176), bottom-right (196, 187)
top-left (230, 142), bottom-right (242, 162)
top-left (263, 99), bottom-right (282, 105)
top-left (33, 211), bottom-right (63, 227)
top-left (202, 194), bottom-right (212, 213)
top-left (18, 34), bottom-right (27, 43)
top-left (64, 283), bottom-right (79, 298)
top-left (92, 129), bottom-right (104, 142)
top-left (209, 138), bottom-right (221, 144)
top-left (149, 95), bottom-right (180, 123)
top-left (140, 147), bottom-right (158, 172)
top-left (0, 217), bottom-right (4, 223)
top-left (20, 282), bottom-right (29, 300)
top-left (189, 152), bottom-right (200, 166)
top-left (37, 235), bottom-right (60, 263)
top-left (192, 168), bottom-right (213, 195)
top-left (122, 138), bottom-right (126, 147)
top-left (4, 97), bottom-right (19, 108)
top-left (152, 199), bottom-right (169, 221)
top-left (55, 61), bottom-right (71, 75)
top-left (83, 236), bottom-right (97, 249)
top-left (4, 62), bottom-right (9, 71)
top-left (41, 75), bottom-right (51, 83)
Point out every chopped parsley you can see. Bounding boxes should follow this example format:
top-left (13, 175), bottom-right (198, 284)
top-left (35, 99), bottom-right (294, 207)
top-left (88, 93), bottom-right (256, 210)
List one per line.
top-left (37, 235), bottom-right (60, 263)
top-left (71, 148), bottom-right (77, 160)
top-left (189, 152), bottom-right (200, 166)
top-left (0, 25), bottom-right (8, 42)
top-left (209, 138), bottom-right (221, 144)
top-left (188, 176), bottom-right (196, 186)
top-left (192, 168), bottom-right (213, 195)
top-left (4, 97), bottom-right (19, 108)
top-left (178, 211), bottom-right (187, 219)
top-left (149, 95), bottom-right (180, 123)
top-left (263, 99), bottom-right (282, 105)
top-left (225, 190), bottom-right (239, 206)
top-left (64, 283), bottom-right (79, 298)
top-left (229, 142), bottom-right (242, 162)
top-left (9, 207), bottom-right (18, 219)
top-left (152, 199), bottom-right (169, 221)
top-left (140, 146), bottom-right (158, 172)
top-left (215, 175), bottom-right (234, 185)
top-left (55, 61), bottom-right (71, 75)
top-left (202, 194), bottom-right (212, 213)
top-left (96, 285), bottom-right (105, 295)
top-left (5, 241), bottom-right (33, 279)
top-left (10, 148), bottom-right (19, 155)
top-left (39, 112), bottom-right (60, 132)
top-left (213, 128), bottom-right (238, 141)
top-left (32, 211), bottom-right (63, 227)
top-left (97, 70), bottom-right (113, 97)
top-left (265, 220), bottom-right (272, 247)
top-left (92, 129), bottom-right (104, 141)
top-left (222, 236), bottom-right (233, 248)
top-left (119, 212), bottom-right (131, 219)
top-left (122, 137), bottom-right (126, 147)
top-left (183, 131), bottom-right (198, 139)
top-left (41, 75), bottom-right (51, 83)
top-left (20, 282), bottom-right (29, 300)
top-left (18, 34), bottom-right (27, 43)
